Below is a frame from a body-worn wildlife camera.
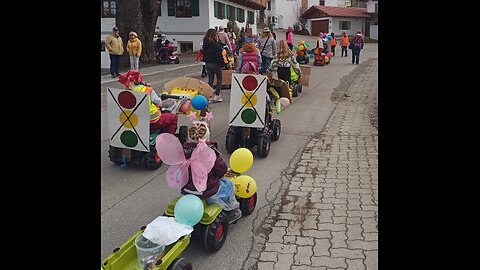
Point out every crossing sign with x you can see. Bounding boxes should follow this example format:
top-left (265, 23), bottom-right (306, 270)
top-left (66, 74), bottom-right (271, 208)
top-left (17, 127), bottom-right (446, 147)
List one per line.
top-left (107, 87), bottom-right (150, 152)
top-left (229, 74), bottom-right (267, 128)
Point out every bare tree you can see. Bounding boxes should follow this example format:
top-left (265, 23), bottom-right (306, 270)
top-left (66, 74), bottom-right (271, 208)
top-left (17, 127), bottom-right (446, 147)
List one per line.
top-left (116, 0), bottom-right (161, 68)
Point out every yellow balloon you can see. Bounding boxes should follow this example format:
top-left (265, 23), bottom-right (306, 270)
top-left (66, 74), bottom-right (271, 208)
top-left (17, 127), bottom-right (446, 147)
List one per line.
top-left (232, 175), bottom-right (257, 198)
top-left (298, 45), bottom-right (305, 51)
top-left (324, 56), bottom-right (330, 62)
top-left (229, 148), bottom-right (254, 173)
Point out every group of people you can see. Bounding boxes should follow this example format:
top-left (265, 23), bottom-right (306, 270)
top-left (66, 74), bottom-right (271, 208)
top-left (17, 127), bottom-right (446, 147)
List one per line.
top-left (105, 27), bottom-right (142, 78)
top-left (197, 26), bottom-right (302, 103)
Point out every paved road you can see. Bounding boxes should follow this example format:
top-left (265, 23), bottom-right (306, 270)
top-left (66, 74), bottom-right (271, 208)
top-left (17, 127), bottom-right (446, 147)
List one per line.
top-left (101, 32), bottom-right (377, 270)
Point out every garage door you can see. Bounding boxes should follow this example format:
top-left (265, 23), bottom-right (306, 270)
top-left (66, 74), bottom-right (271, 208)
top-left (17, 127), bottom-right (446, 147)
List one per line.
top-left (311, 20), bottom-right (329, 36)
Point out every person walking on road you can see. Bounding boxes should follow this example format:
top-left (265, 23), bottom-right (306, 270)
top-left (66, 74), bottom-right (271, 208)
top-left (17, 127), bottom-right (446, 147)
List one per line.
top-left (127, 31), bottom-right (142, 70)
top-left (105, 27), bottom-right (124, 78)
top-left (202, 29), bottom-right (226, 103)
top-left (285, 26), bottom-right (294, 51)
top-left (217, 26), bottom-right (232, 52)
top-left (350, 30), bottom-right (364, 65)
top-left (330, 32), bottom-right (337, 57)
top-left (258, 28), bottom-right (277, 74)
top-left (341, 32), bottom-right (349, 57)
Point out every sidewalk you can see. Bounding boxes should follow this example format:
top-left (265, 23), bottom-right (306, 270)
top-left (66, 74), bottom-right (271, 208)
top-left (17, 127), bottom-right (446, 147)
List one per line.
top-left (246, 57), bottom-right (378, 270)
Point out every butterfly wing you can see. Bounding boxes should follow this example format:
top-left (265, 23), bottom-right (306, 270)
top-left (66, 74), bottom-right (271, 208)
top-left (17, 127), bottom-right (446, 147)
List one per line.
top-left (189, 141), bottom-right (217, 192)
top-left (155, 133), bottom-right (186, 165)
top-left (155, 133), bottom-right (189, 189)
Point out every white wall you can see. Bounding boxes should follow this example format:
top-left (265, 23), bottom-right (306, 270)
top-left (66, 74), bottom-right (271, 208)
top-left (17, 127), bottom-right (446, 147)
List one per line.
top-left (306, 16), bottom-right (364, 36)
top-left (366, 0), bottom-right (377, 13)
top-left (330, 17), bottom-right (364, 36)
top-left (325, 0), bottom-right (338, 6)
top-left (101, 18), bottom-right (116, 69)
top-left (369, 24), bottom-right (378, 40)
top-left (268, 0), bottom-right (301, 29)
top-left (209, 0), bottom-right (258, 35)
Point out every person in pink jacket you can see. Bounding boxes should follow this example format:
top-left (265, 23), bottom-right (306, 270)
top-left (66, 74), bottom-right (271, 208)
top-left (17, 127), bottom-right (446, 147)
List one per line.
top-left (285, 26), bottom-right (294, 51)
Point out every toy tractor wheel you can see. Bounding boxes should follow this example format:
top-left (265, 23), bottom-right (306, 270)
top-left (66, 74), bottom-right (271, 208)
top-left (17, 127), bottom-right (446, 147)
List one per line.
top-left (178, 125), bottom-right (188, 145)
top-left (108, 146), bottom-right (122, 164)
top-left (257, 133), bottom-right (271, 158)
top-left (238, 192), bottom-right (257, 216)
top-left (201, 211), bottom-right (229, 252)
top-left (226, 127), bottom-right (240, 153)
top-left (167, 257), bottom-right (193, 270)
top-left (295, 84), bottom-right (302, 96)
top-left (144, 145), bottom-right (162, 170)
top-left (174, 58), bottom-right (180, 64)
top-left (271, 119), bottom-right (281, 141)
top-left (292, 83), bottom-right (299, 97)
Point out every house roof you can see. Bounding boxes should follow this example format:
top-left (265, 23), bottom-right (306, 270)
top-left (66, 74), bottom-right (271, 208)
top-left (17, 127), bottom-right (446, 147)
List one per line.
top-left (301, 5), bottom-right (370, 19)
top-left (229, 0), bottom-right (266, 10)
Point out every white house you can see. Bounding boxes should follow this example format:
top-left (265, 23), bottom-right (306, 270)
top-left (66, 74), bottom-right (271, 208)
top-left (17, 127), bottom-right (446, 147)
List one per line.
top-left (300, 5), bottom-right (369, 37)
top-left (265, 0), bottom-right (358, 31)
top-left (364, 0), bottom-right (378, 40)
top-left (100, 0), bottom-right (266, 69)
top-left (157, 0), bottom-right (266, 53)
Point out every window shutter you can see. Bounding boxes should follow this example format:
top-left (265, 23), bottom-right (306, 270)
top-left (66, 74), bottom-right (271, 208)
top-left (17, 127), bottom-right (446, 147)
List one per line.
top-left (191, 0), bottom-right (199, 16)
top-left (167, 0), bottom-right (175, 16)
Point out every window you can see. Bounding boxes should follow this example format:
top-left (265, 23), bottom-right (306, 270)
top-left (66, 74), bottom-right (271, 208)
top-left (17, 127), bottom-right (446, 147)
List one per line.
top-left (176, 0), bottom-right (191, 17)
top-left (247, 10), bottom-right (254, 24)
top-left (101, 41), bottom-right (106, 52)
top-left (375, 3), bottom-right (378, 13)
top-left (227, 5), bottom-right (235, 20)
top-left (268, 1), bottom-right (271, 10)
top-left (214, 1), bottom-right (225, 19)
top-left (319, 0), bottom-right (325, 6)
top-left (237, 7), bottom-right (245, 23)
top-left (167, 0), bottom-right (198, 17)
top-left (158, 2), bottom-right (161, 16)
top-left (339, 21), bottom-right (351, 30)
top-left (101, 0), bottom-right (116, 18)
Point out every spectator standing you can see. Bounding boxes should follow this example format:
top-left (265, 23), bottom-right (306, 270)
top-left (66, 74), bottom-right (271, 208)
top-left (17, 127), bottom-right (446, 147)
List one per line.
top-left (105, 26), bottom-right (124, 78)
top-left (341, 32), bottom-right (349, 57)
top-left (127, 31), bottom-right (142, 70)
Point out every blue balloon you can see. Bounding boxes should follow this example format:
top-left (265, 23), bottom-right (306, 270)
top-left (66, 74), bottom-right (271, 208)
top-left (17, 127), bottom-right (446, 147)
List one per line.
top-left (326, 35), bottom-right (332, 40)
top-left (309, 54), bottom-right (314, 59)
top-left (191, 95), bottom-right (208, 110)
top-left (174, 194), bottom-right (204, 227)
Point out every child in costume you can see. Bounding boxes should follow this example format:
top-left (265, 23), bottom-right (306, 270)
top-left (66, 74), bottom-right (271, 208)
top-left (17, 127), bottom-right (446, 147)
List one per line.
top-left (155, 116), bottom-right (242, 223)
top-left (236, 41), bottom-right (262, 74)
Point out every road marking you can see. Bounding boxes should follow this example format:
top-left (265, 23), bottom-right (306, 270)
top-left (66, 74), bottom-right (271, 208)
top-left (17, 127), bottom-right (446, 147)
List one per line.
top-left (101, 63), bottom-right (197, 84)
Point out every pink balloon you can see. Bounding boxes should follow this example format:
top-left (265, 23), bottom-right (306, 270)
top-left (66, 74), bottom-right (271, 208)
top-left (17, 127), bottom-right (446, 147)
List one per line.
top-left (280, 97), bottom-right (290, 107)
top-left (327, 52), bottom-right (333, 58)
top-left (181, 100), bottom-right (191, 113)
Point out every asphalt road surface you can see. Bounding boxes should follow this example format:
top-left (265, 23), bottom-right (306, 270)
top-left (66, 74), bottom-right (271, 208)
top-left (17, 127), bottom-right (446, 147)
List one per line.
top-left (101, 37), bottom-right (378, 270)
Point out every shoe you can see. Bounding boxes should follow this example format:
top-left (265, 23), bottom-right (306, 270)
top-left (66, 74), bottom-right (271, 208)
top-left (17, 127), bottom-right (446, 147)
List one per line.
top-left (210, 95), bottom-right (223, 103)
top-left (201, 74), bottom-right (207, 78)
top-left (111, 74), bottom-right (117, 78)
top-left (226, 209), bottom-right (242, 224)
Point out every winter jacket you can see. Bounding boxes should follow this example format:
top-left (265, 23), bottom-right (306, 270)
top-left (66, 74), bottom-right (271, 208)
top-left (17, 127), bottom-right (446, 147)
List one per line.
top-left (351, 35), bottom-right (364, 49)
top-left (286, 31), bottom-right (294, 45)
top-left (181, 142), bottom-right (227, 199)
top-left (105, 34), bottom-right (124, 55)
top-left (267, 55), bottom-right (302, 77)
top-left (258, 37), bottom-right (277, 59)
top-left (127, 38), bottom-right (142, 57)
top-left (202, 39), bottom-right (225, 65)
top-left (218, 30), bottom-right (232, 51)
